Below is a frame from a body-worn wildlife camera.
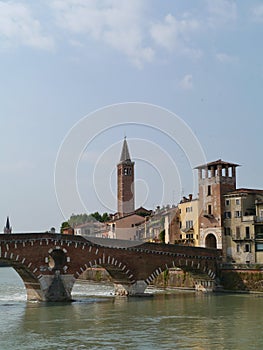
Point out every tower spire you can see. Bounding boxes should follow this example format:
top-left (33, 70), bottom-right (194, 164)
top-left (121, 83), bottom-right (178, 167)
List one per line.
top-left (119, 136), bottom-right (131, 163)
top-left (4, 216), bottom-right (12, 234)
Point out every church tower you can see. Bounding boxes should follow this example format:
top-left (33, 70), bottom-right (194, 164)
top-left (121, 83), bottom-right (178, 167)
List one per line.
top-left (117, 137), bottom-right (135, 216)
top-left (4, 216), bottom-right (12, 234)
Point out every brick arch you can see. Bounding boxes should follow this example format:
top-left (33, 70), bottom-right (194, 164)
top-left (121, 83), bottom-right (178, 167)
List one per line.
top-left (0, 258), bottom-right (42, 300)
top-left (75, 253), bottom-right (136, 284)
top-left (0, 234), bottom-right (221, 300)
top-left (142, 254), bottom-right (218, 287)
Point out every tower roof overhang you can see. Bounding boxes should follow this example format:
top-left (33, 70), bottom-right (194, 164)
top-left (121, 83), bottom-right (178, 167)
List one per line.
top-left (195, 159), bottom-right (240, 170)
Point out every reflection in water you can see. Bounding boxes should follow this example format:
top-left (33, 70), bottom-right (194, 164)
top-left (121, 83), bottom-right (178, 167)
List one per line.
top-left (1, 267), bottom-right (263, 349)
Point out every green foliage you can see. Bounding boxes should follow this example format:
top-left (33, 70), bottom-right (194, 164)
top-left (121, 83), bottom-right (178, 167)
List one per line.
top-left (91, 212), bottom-right (110, 222)
top-left (68, 214), bottom-right (93, 228)
top-left (66, 212), bottom-right (111, 228)
top-left (101, 212), bottom-right (110, 222)
top-left (60, 221), bottom-right (70, 233)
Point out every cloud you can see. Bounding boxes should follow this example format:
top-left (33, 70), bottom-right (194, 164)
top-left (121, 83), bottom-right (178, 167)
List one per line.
top-left (150, 13), bottom-right (201, 58)
top-left (179, 74), bottom-right (193, 90)
top-left (51, 0), bottom-right (154, 68)
top-left (0, 1), bottom-right (54, 50)
top-left (216, 52), bottom-right (238, 63)
top-left (206, 0), bottom-right (237, 26)
top-left (251, 4), bottom-right (263, 22)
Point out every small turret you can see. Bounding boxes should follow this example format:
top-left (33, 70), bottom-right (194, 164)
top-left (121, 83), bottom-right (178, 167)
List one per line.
top-left (4, 216), bottom-right (12, 234)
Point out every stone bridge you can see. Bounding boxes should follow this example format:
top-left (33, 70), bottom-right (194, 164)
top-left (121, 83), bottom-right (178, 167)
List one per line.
top-left (0, 233), bottom-right (222, 301)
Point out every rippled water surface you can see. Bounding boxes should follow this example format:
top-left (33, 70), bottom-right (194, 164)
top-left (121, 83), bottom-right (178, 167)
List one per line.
top-left (1, 267), bottom-right (263, 349)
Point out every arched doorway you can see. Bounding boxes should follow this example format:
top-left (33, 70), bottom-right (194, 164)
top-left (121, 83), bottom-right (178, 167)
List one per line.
top-left (205, 234), bottom-right (217, 249)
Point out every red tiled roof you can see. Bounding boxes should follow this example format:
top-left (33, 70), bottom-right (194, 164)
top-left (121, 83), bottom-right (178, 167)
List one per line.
top-left (225, 188), bottom-right (263, 196)
top-left (195, 159), bottom-right (240, 169)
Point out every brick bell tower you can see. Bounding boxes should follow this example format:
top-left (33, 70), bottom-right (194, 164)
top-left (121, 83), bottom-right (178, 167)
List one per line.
top-left (117, 137), bottom-right (135, 216)
top-left (196, 159), bottom-right (239, 253)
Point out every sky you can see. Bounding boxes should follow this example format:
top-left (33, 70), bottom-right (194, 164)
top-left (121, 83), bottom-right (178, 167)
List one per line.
top-left (1, 0), bottom-right (263, 232)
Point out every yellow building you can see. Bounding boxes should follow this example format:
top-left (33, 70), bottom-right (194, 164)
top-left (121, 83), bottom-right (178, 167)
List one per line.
top-left (177, 195), bottom-right (199, 246)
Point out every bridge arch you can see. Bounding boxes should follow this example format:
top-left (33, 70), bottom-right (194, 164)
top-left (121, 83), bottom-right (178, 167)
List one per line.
top-left (0, 234), bottom-right (221, 300)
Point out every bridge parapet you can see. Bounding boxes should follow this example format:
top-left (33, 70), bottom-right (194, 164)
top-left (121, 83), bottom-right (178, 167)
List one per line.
top-left (0, 234), bottom-right (222, 301)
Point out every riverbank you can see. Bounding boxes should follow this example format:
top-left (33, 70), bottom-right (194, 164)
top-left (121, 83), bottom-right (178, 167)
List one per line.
top-left (79, 268), bottom-right (198, 290)
top-left (79, 267), bottom-right (263, 292)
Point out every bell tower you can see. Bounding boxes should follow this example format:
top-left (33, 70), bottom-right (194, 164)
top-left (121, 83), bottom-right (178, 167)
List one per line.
top-left (196, 159), bottom-right (239, 252)
top-left (117, 137), bottom-right (135, 216)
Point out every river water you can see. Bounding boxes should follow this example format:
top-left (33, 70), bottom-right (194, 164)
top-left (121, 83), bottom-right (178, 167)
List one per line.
top-left (0, 267), bottom-right (263, 350)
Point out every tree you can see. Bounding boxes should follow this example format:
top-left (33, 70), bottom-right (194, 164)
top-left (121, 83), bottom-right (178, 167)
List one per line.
top-left (101, 212), bottom-right (110, 222)
top-left (91, 212), bottom-right (101, 222)
top-left (63, 212), bottom-right (111, 230)
top-left (60, 221), bottom-right (70, 233)
top-left (91, 212), bottom-right (110, 222)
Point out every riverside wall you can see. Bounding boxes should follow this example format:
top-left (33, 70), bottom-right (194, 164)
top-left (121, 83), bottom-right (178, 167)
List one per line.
top-left (79, 268), bottom-right (196, 289)
top-left (219, 264), bottom-right (263, 292)
top-left (79, 266), bottom-right (263, 292)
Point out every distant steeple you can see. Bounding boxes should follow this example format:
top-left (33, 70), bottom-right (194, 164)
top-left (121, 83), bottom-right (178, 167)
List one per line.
top-left (4, 216), bottom-right (12, 234)
top-left (117, 137), bottom-right (135, 216)
top-left (119, 136), bottom-right (131, 163)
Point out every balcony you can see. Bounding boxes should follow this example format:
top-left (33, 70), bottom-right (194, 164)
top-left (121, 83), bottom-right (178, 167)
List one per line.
top-left (241, 215), bottom-right (255, 222)
top-left (232, 235), bottom-right (253, 242)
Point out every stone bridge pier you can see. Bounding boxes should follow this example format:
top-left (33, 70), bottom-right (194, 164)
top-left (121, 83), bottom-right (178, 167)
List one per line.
top-left (0, 234), bottom-right (222, 301)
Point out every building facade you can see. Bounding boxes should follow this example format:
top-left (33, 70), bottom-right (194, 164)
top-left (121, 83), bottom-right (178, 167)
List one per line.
top-left (107, 213), bottom-right (145, 240)
top-left (223, 189), bottom-right (263, 263)
top-left (74, 221), bottom-right (107, 238)
top-left (177, 195), bottom-right (199, 246)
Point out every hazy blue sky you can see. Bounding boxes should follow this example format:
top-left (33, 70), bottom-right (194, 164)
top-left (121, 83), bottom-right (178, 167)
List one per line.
top-left (1, 0), bottom-right (263, 232)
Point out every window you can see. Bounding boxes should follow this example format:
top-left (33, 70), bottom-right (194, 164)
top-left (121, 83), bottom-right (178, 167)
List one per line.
top-left (123, 167), bottom-right (132, 176)
top-left (224, 227), bottom-right (231, 236)
top-left (236, 199), bottom-right (240, 205)
top-left (245, 226), bottom-right (250, 239)
top-left (256, 243), bottom-right (263, 251)
top-left (186, 207), bottom-right (192, 213)
top-left (208, 205), bottom-right (212, 215)
top-left (224, 211), bottom-right (231, 219)
top-left (236, 227), bottom-right (240, 239)
top-left (225, 199), bottom-right (230, 206)
top-left (179, 221), bottom-right (182, 228)
top-left (245, 244), bottom-right (250, 253)
top-left (207, 185), bottom-right (211, 196)
top-left (237, 244), bottom-right (240, 253)
top-left (186, 220), bottom-right (193, 229)
top-left (186, 233), bottom-right (193, 239)
top-left (235, 211), bottom-right (242, 218)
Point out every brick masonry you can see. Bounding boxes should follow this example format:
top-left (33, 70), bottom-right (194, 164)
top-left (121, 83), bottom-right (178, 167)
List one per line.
top-left (0, 233), bottom-right (221, 300)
